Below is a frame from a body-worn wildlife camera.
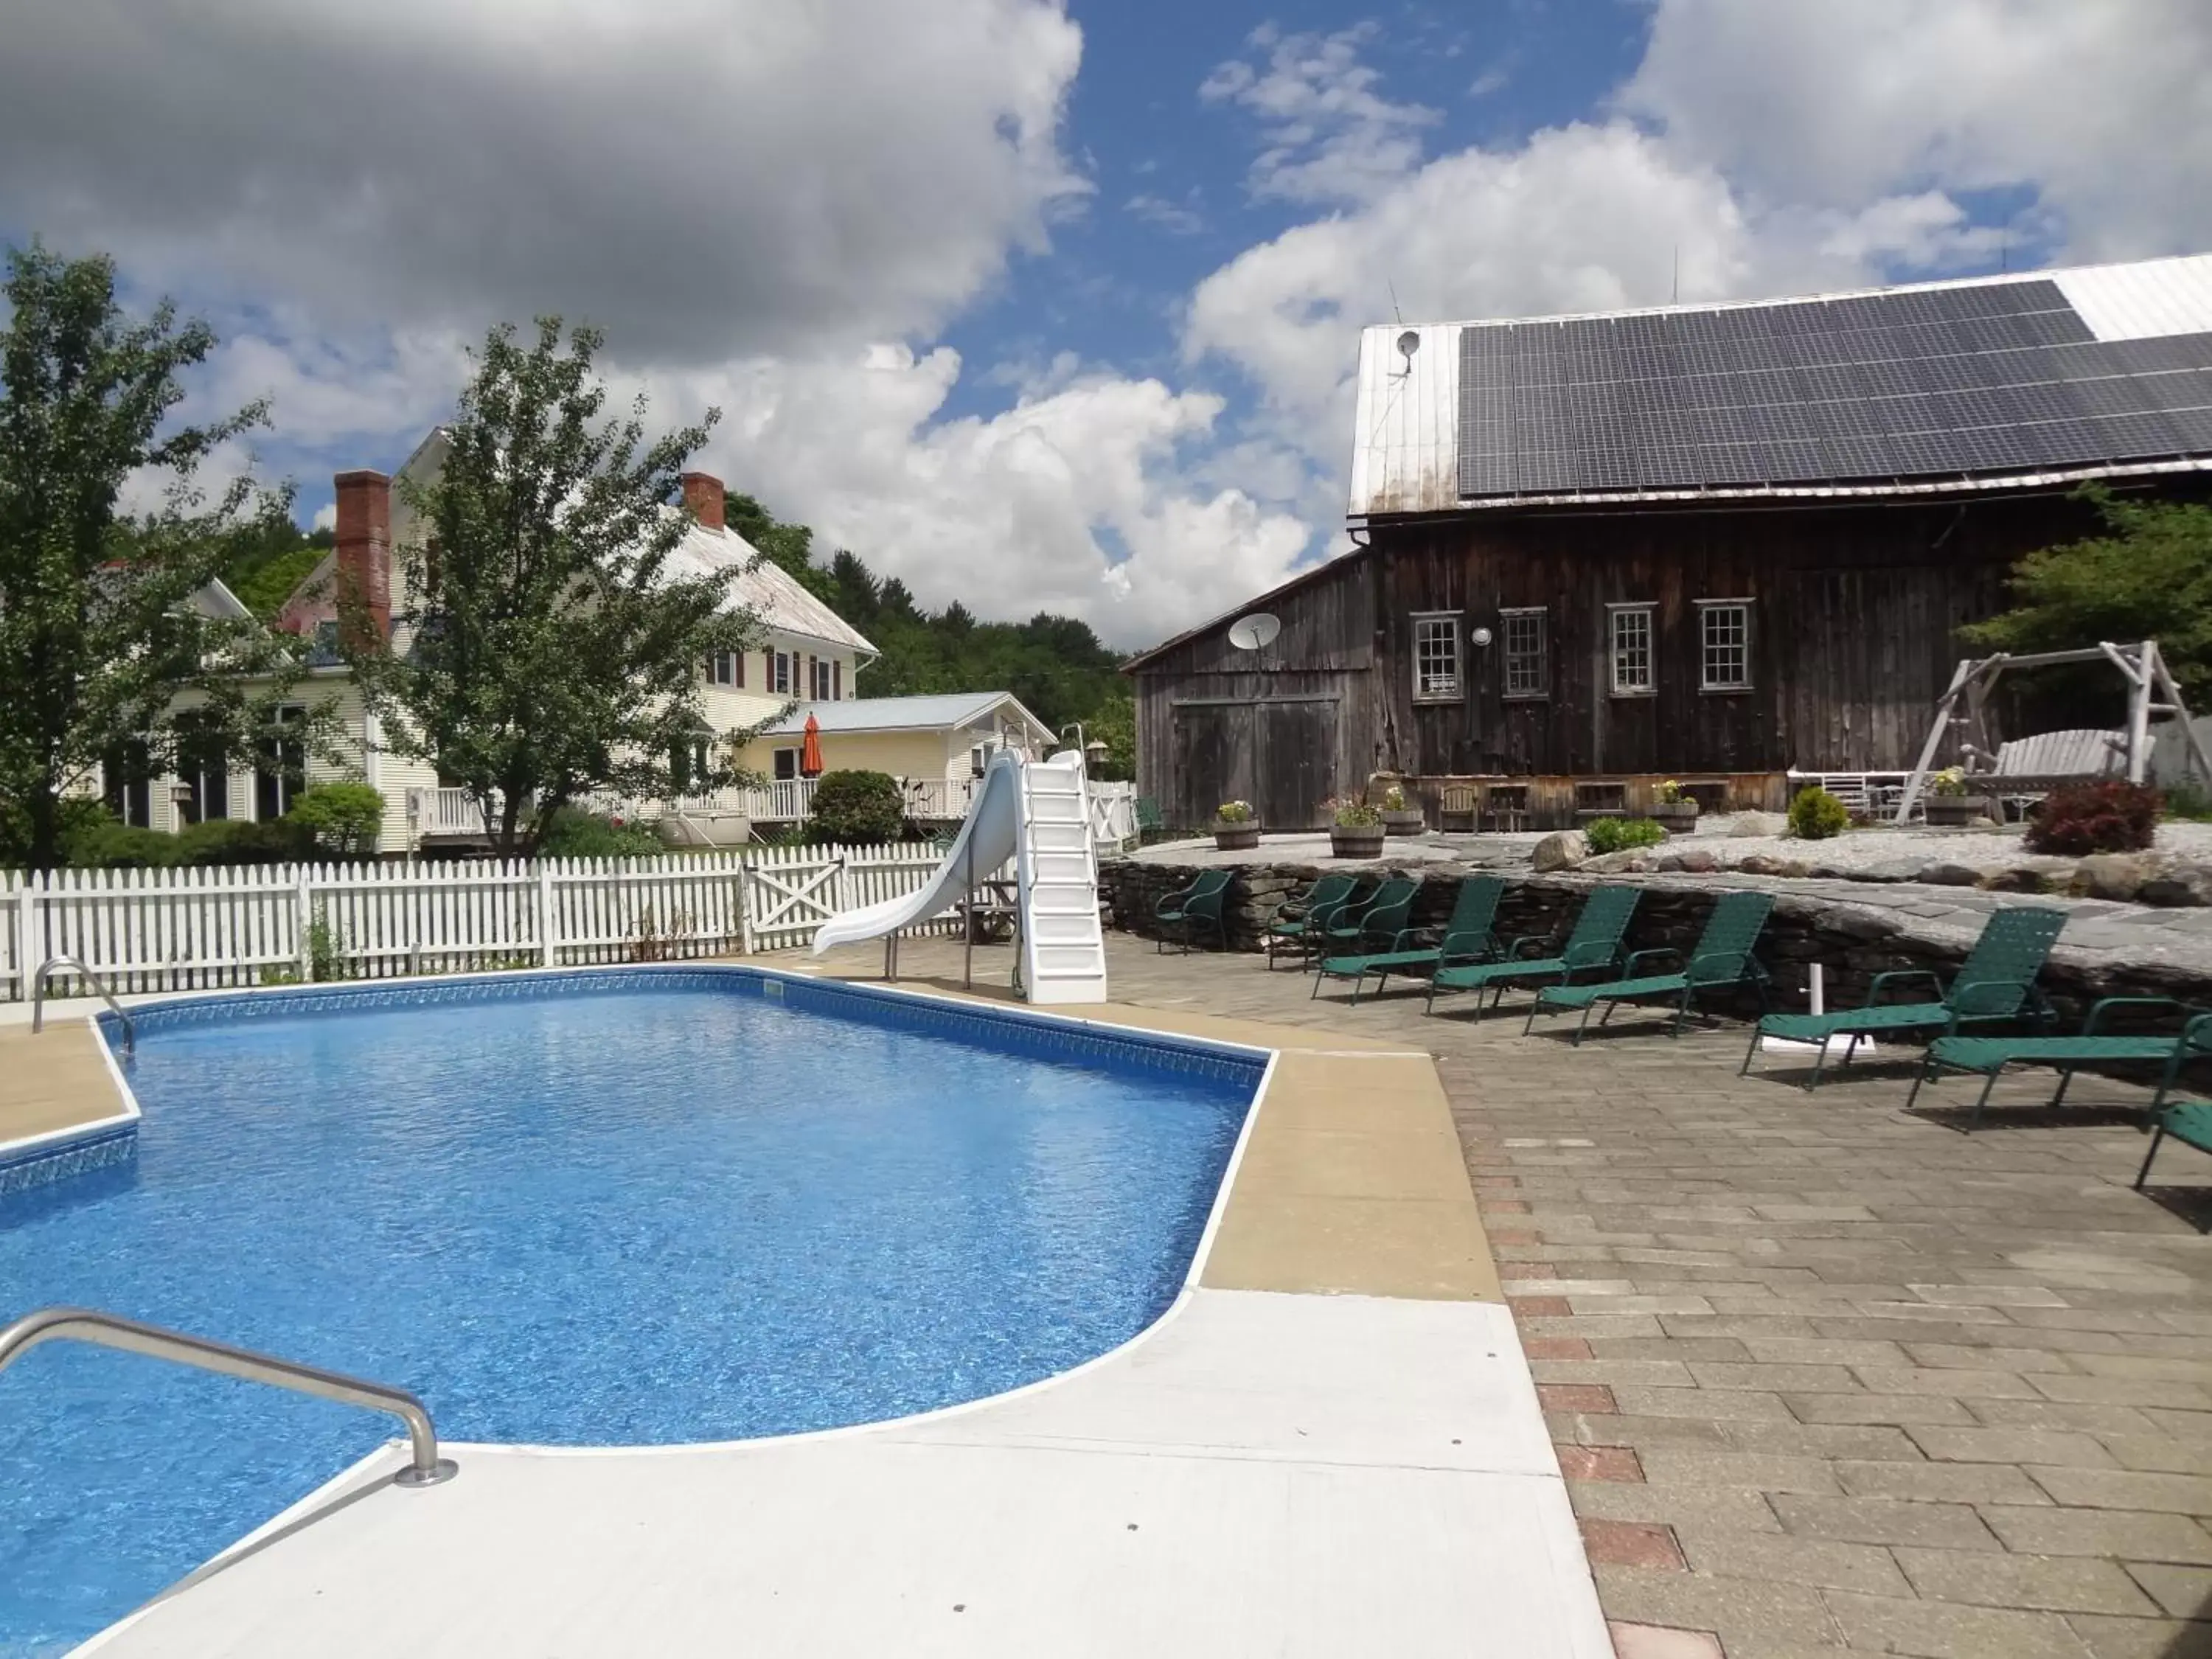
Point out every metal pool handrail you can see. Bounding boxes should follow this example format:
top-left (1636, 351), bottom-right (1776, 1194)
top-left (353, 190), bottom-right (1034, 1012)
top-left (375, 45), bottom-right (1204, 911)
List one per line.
top-left (0, 1306), bottom-right (457, 1488)
top-left (30, 954), bottom-right (136, 1059)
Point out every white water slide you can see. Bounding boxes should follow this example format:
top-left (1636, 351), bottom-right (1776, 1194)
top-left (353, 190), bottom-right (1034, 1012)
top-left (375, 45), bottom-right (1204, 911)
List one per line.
top-left (810, 750), bottom-right (1108, 1004)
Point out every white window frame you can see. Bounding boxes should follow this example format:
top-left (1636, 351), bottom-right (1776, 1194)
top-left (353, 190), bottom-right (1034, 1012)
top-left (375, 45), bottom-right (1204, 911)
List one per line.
top-left (1500, 607), bottom-right (1548, 700)
top-left (1411, 611), bottom-right (1463, 703)
top-left (1607, 603), bottom-right (1656, 698)
top-left (772, 746), bottom-right (800, 782)
top-left (1697, 599), bottom-right (1753, 693)
top-left (810, 656), bottom-right (833, 700)
top-left (771, 650), bottom-right (793, 695)
top-left (705, 650), bottom-right (739, 688)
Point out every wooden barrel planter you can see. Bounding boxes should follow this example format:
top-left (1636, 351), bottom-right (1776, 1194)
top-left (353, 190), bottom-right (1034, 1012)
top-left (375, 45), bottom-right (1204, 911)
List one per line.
top-left (1213, 818), bottom-right (1262, 851)
top-left (1924, 795), bottom-right (1994, 827)
top-left (1648, 802), bottom-right (1699, 835)
top-left (1380, 807), bottom-right (1426, 837)
top-left (1330, 825), bottom-right (1386, 859)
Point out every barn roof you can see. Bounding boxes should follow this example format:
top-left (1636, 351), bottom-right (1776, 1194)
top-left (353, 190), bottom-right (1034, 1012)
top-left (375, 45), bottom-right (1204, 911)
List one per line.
top-left (1351, 252), bottom-right (2212, 516)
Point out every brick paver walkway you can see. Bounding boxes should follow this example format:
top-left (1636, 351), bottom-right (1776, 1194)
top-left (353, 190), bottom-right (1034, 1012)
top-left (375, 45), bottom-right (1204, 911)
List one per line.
top-left (821, 932), bottom-right (2212, 1659)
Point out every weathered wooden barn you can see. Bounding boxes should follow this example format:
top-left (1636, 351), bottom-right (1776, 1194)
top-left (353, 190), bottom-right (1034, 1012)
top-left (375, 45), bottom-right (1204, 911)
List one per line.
top-left (1129, 254), bottom-right (2212, 830)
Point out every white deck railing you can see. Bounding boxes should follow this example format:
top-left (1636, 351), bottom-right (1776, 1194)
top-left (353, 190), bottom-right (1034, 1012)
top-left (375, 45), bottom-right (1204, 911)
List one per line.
top-left (0, 841), bottom-right (998, 1000)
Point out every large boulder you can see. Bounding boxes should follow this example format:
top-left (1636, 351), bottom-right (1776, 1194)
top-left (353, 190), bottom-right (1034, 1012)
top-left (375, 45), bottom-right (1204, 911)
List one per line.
top-left (1731, 811), bottom-right (1789, 838)
top-left (2140, 863), bottom-right (2212, 907)
top-left (1582, 849), bottom-right (1655, 874)
top-left (1531, 830), bottom-right (1590, 873)
top-left (2072, 852), bottom-right (2162, 902)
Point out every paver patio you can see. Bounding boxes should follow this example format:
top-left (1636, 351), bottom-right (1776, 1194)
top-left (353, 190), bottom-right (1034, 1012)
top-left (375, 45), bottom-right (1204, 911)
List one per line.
top-left (815, 928), bottom-right (2212, 1659)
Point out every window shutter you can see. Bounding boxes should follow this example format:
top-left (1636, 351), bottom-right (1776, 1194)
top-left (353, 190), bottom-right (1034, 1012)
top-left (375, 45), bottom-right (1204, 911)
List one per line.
top-left (832, 660), bottom-right (841, 700)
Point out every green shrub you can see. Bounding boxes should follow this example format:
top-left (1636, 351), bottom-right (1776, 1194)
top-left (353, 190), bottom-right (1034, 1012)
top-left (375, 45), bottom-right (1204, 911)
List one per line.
top-left (1787, 787), bottom-right (1850, 841)
top-left (0, 794), bottom-right (111, 869)
top-left (2026, 779), bottom-right (2159, 855)
top-left (535, 805), bottom-right (665, 858)
top-left (285, 782), bottom-right (385, 858)
top-left (1585, 815), bottom-right (1667, 855)
top-left (170, 818), bottom-right (314, 866)
top-left (809, 770), bottom-right (904, 845)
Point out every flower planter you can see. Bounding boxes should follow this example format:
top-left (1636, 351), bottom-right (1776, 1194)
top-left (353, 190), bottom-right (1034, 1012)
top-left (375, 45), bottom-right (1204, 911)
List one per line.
top-left (1924, 794), bottom-right (1993, 827)
top-left (1648, 802), bottom-right (1699, 835)
top-left (1329, 826), bottom-right (1386, 859)
top-left (1212, 819), bottom-right (1261, 851)
top-left (1379, 807), bottom-right (1426, 838)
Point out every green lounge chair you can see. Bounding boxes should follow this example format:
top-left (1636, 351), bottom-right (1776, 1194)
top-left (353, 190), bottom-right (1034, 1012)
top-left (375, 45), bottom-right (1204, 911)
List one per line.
top-left (1525, 890), bottom-right (1774, 1044)
top-left (1314, 876), bottom-right (1506, 1006)
top-left (2135, 1015), bottom-right (2212, 1201)
top-left (1312, 875), bottom-right (1421, 967)
top-left (1425, 885), bottom-right (1641, 1022)
top-left (1263, 874), bottom-right (1361, 970)
top-left (1912, 996), bottom-right (2211, 1127)
top-left (1155, 869), bottom-right (1232, 953)
top-left (1135, 796), bottom-right (1165, 845)
top-left (1742, 905), bottom-right (2066, 1092)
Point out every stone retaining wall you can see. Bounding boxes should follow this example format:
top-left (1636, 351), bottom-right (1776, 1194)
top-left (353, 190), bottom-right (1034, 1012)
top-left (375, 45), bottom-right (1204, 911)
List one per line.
top-left (1099, 858), bottom-right (2212, 1022)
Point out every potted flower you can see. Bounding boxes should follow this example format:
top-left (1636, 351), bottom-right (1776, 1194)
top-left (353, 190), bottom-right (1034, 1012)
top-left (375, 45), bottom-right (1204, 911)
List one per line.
top-left (1212, 799), bottom-right (1261, 851)
top-left (1326, 796), bottom-right (1385, 860)
top-left (1648, 779), bottom-right (1699, 834)
top-left (1923, 766), bottom-right (1991, 827)
top-left (1377, 782), bottom-right (1426, 837)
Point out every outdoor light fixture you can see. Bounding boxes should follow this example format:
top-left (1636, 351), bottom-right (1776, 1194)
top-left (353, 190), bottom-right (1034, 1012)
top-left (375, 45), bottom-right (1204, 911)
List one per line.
top-left (1470, 625), bottom-right (1494, 647)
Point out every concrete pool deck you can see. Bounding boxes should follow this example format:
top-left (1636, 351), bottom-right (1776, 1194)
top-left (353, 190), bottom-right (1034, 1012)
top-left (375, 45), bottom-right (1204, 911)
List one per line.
top-left (31, 953), bottom-right (1598, 1658)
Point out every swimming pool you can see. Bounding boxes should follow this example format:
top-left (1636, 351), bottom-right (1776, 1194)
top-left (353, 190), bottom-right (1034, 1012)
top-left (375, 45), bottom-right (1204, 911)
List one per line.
top-left (0, 970), bottom-right (1264, 1656)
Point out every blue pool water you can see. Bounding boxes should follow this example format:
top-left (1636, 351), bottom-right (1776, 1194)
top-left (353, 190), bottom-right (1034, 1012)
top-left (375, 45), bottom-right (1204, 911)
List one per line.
top-left (0, 971), bottom-right (1259, 1655)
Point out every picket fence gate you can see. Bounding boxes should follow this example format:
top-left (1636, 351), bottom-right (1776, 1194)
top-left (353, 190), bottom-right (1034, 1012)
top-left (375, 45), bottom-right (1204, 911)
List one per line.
top-left (1, 841), bottom-right (994, 1001)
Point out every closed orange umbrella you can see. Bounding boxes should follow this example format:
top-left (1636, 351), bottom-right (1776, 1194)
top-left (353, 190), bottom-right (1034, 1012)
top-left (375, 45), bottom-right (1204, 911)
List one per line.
top-left (799, 712), bottom-right (824, 778)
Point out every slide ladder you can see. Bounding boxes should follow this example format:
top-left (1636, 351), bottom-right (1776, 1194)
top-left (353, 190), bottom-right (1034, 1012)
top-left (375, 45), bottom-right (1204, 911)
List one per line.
top-left (1015, 754), bottom-right (1108, 1004)
top-left (807, 749), bottom-right (1107, 1004)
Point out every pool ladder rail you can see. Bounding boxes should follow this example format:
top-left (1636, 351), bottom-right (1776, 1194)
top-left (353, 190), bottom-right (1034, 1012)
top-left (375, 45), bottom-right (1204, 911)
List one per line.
top-left (0, 1306), bottom-right (457, 1488)
top-left (29, 953), bottom-right (136, 1060)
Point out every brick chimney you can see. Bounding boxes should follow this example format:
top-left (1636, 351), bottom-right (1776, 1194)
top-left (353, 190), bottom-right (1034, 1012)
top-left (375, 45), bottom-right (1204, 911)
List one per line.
top-left (333, 469), bottom-right (392, 650)
top-left (681, 470), bottom-right (725, 532)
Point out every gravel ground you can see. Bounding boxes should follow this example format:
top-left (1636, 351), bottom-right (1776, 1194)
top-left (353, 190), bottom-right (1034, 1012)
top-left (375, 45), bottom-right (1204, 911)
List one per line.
top-left (1666, 813), bottom-right (2212, 873)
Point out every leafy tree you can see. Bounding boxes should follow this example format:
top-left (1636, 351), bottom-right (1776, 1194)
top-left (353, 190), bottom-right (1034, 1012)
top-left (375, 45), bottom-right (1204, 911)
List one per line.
top-left (346, 317), bottom-right (761, 857)
top-left (1961, 488), bottom-right (2212, 703)
top-left (1085, 691), bottom-right (1135, 781)
top-left (0, 243), bottom-right (319, 868)
top-left (223, 518), bottom-right (333, 619)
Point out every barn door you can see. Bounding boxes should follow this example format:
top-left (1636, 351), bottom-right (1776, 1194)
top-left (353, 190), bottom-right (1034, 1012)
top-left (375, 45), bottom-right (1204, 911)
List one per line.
top-left (1256, 700), bottom-right (1336, 831)
top-left (1171, 703), bottom-right (1255, 830)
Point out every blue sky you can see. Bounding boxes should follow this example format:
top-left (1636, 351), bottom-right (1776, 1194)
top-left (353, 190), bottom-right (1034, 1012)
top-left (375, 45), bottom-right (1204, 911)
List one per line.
top-left (0, 1), bottom-right (2205, 644)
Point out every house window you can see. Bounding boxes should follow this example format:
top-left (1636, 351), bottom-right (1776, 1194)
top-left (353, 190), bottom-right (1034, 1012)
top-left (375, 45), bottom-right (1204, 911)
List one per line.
top-left (810, 656), bottom-right (832, 700)
top-left (704, 650), bottom-right (740, 688)
top-left (772, 747), bottom-right (799, 782)
top-left (1698, 600), bottom-right (1753, 692)
top-left (254, 705), bottom-right (307, 820)
top-left (771, 651), bottom-right (793, 695)
top-left (671, 731), bottom-right (712, 796)
top-left (1501, 608), bottom-right (1548, 699)
top-left (178, 717), bottom-right (230, 824)
top-left (1412, 613), bottom-right (1462, 701)
top-left (102, 742), bottom-right (153, 829)
top-left (1608, 605), bottom-right (1655, 696)
top-left (970, 744), bottom-right (990, 779)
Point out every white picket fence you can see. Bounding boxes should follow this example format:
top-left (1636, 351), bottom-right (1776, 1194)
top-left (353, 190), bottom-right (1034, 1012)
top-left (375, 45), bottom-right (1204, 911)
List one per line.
top-left (1, 841), bottom-right (986, 1000)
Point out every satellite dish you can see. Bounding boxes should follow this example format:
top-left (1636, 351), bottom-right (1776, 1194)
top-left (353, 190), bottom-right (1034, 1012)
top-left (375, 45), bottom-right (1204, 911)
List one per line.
top-left (1396, 330), bottom-right (1421, 361)
top-left (1227, 612), bottom-right (1281, 651)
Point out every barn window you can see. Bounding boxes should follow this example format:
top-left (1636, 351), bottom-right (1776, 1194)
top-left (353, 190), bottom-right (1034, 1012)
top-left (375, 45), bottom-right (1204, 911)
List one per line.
top-left (1608, 604), bottom-right (1655, 696)
top-left (1698, 600), bottom-right (1752, 692)
top-left (1501, 608), bottom-right (1548, 699)
top-left (1411, 613), bottom-right (1462, 701)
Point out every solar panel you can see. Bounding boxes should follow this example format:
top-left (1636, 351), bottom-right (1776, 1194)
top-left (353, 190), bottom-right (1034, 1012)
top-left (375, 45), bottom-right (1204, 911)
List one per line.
top-left (1456, 264), bottom-right (2212, 498)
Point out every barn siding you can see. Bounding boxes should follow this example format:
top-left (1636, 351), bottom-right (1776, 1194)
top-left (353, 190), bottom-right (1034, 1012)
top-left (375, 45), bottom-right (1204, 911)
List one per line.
top-left (1131, 487), bottom-right (2139, 827)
